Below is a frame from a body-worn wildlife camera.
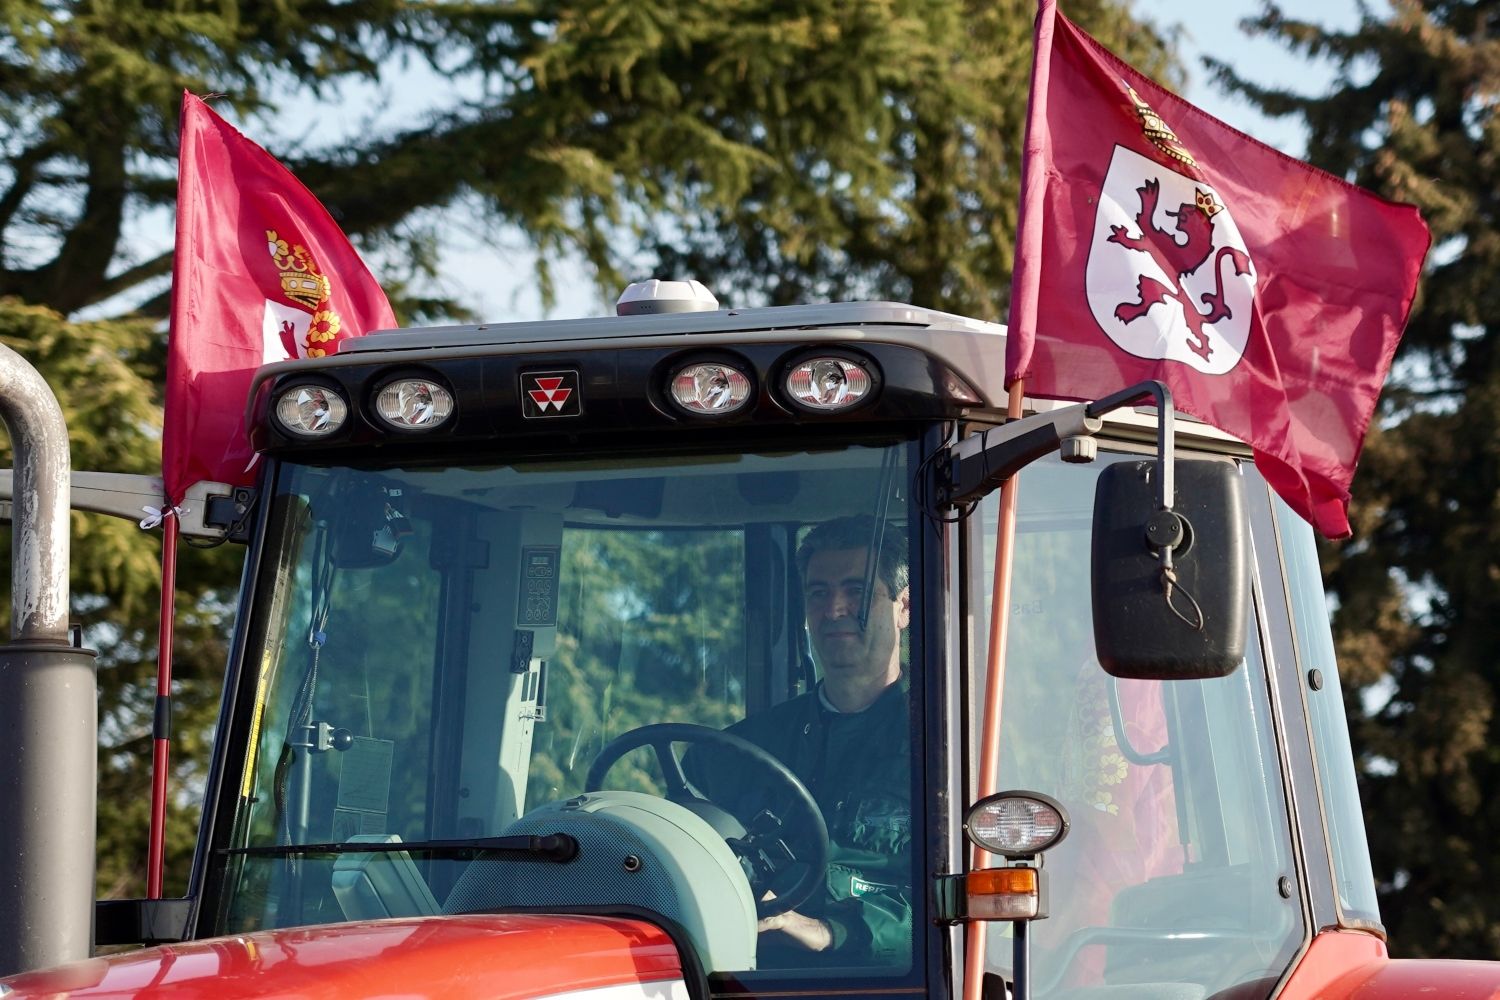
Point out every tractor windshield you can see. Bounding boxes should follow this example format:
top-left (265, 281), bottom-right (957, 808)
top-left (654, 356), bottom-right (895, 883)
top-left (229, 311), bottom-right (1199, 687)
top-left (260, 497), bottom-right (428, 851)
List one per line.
top-left (211, 436), bottom-right (925, 987)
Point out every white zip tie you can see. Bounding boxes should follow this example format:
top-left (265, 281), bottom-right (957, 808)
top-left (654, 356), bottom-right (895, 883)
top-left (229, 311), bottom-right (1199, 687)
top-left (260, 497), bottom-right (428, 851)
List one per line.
top-left (139, 505), bottom-right (188, 530)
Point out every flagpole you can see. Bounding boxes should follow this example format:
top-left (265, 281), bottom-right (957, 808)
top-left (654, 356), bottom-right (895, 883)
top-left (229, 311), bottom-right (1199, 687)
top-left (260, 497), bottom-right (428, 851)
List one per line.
top-left (147, 510), bottom-right (178, 899)
top-left (971, 0), bottom-right (1052, 981)
top-left (964, 378), bottom-right (1026, 1000)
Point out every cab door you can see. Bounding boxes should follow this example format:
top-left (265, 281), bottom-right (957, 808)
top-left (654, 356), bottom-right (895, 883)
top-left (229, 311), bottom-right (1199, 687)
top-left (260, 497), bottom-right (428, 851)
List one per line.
top-left (961, 449), bottom-right (1305, 999)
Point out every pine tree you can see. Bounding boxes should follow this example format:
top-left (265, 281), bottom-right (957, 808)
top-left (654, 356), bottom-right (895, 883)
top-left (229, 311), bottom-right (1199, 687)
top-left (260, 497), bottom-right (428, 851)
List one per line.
top-left (0, 300), bottom-right (240, 896)
top-left (1212, 0), bottom-right (1500, 958)
top-left (4, 0), bottom-right (1179, 319)
top-left (1, 0), bottom-right (1178, 898)
top-left (602, 0), bottom-right (1181, 313)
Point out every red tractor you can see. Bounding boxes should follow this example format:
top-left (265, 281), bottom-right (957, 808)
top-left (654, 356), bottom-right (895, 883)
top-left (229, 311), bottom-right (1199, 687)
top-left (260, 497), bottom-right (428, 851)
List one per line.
top-left (1, 284), bottom-right (1496, 998)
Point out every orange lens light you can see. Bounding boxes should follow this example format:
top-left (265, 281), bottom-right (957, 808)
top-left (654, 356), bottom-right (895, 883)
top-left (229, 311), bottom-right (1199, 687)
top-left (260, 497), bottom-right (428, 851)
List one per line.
top-left (967, 866), bottom-right (1040, 921)
top-left (969, 867), bottom-right (1038, 895)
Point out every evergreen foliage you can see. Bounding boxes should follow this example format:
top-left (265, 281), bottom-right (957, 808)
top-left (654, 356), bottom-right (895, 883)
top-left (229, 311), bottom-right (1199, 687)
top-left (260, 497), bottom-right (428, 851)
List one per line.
top-left (1, 0), bottom-right (1174, 900)
top-left (1211, 0), bottom-right (1500, 959)
top-left (0, 299), bottom-right (241, 897)
top-left (2, 0), bottom-right (1179, 319)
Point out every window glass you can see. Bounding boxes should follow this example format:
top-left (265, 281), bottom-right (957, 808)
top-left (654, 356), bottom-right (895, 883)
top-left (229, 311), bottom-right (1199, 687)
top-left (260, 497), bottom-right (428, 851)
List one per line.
top-left (524, 526), bottom-right (746, 811)
top-left (216, 440), bottom-right (922, 986)
top-left (1273, 498), bottom-right (1380, 924)
top-left (971, 454), bottom-right (1303, 998)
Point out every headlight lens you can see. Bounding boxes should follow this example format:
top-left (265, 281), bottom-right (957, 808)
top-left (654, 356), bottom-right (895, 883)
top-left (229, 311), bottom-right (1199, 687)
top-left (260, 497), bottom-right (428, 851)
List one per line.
top-left (668, 362), bottom-right (752, 415)
top-left (784, 356), bottom-right (874, 411)
top-left (375, 378), bottom-right (455, 430)
top-left (964, 791), bottom-right (1070, 857)
top-left (273, 384), bottom-right (348, 438)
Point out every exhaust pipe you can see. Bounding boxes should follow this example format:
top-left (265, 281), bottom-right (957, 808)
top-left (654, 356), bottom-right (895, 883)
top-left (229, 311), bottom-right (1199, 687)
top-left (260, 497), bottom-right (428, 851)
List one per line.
top-left (0, 342), bottom-right (97, 976)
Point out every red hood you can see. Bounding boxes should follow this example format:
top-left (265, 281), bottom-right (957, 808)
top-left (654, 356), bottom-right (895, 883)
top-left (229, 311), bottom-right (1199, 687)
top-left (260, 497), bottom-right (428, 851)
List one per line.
top-left (0, 914), bottom-right (687, 999)
top-left (1279, 931), bottom-right (1500, 1000)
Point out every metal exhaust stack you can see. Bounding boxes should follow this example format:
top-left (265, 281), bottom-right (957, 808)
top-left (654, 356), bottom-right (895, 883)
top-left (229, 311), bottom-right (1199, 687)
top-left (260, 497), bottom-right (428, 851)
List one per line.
top-left (0, 343), bottom-right (97, 976)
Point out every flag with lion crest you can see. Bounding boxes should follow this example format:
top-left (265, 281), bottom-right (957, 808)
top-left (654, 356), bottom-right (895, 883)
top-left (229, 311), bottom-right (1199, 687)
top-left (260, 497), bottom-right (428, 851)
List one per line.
top-left (1006, 0), bottom-right (1430, 538)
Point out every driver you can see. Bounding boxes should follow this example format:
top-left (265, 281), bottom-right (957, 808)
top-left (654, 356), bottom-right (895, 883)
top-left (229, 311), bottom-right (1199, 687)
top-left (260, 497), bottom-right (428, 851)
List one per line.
top-left (693, 515), bottom-right (912, 966)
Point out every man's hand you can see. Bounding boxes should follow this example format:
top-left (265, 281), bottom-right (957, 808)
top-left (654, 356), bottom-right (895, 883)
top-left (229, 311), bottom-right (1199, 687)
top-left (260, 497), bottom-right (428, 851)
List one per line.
top-left (757, 909), bottom-right (833, 952)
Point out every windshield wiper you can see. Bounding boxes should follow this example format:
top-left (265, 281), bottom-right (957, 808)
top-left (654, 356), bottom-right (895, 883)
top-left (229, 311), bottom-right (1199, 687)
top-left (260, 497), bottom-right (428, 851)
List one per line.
top-left (221, 833), bottom-right (578, 862)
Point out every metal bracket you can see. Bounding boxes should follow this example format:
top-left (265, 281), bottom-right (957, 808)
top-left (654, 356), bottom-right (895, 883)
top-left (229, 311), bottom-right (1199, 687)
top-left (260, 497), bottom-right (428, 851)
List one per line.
top-left (1083, 380), bottom-right (1176, 512)
top-left (203, 486), bottom-right (257, 543)
top-left (938, 380), bottom-right (1178, 511)
top-left (933, 872), bottom-right (968, 924)
top-left (290, 720), bottom-right (352, 753)
top-left (941, 403), bottom-right (1104, 508)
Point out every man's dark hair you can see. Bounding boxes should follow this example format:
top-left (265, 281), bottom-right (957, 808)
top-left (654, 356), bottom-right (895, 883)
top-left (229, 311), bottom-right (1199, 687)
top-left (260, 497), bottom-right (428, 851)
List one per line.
top-left (796, 515), bottom-right (909, 596)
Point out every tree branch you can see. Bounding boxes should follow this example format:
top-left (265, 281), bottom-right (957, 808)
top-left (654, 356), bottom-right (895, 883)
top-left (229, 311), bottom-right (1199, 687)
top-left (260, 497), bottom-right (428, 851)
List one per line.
top-left (32, 135), bottom-right (130, 313)
top-left (0, 141), bottom-right (54, 239)
top-left (79, 250), bottom-right (176, 311)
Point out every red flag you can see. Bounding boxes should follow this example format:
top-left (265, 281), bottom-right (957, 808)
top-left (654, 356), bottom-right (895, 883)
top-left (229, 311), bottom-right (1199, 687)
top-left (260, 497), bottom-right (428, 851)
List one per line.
top-left (164, 92), bottom-right (397, 502)
top-left (1006, 1), bottom-right (1430, 538)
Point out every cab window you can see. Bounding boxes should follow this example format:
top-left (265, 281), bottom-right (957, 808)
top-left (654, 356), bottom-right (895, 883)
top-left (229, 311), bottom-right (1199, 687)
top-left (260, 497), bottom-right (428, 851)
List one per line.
top-left (969, 452), bottom-right (1303, 998)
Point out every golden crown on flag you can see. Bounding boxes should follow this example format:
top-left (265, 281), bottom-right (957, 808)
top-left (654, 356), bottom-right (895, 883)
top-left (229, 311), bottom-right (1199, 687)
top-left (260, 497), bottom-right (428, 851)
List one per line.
top-left (266, 229), bottom-right (330, 310)
top-left (1126, 85), bottom-right (1198, 171)
top-left (1194, 189), bottom-right (1224, 219)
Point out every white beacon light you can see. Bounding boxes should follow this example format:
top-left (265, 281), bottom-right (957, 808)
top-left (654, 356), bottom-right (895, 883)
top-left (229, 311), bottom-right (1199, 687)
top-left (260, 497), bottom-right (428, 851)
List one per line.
top-left (274, 384), bottom-right (349, 438)
top-left (375, 378), bottom-right (455, 430)
top-left (784, 356), bottom-right (874, 411)
top-left (668, 362), bottom-right (753, 415)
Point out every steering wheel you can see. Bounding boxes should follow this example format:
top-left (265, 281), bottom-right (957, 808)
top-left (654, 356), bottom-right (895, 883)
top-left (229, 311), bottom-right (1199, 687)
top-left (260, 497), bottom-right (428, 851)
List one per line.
top-left (585, 723), bottom-right (829, 919)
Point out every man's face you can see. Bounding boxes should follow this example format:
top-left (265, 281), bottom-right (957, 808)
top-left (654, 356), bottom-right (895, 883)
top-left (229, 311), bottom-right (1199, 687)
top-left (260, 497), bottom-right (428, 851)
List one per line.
top-left (803, 547), bottom-right (910, 684)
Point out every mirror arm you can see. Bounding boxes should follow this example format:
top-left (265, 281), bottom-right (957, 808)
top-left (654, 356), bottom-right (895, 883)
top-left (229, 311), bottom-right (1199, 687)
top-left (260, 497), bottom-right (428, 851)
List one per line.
top-left (941, 380), bottom-right (1175, 510)
top-left (941, 403), bottom-right (1104, 508)
top-left (1083, 380), bottom-right (1175, 513)
top-left (1085, 380), bottom-right (1206, 633)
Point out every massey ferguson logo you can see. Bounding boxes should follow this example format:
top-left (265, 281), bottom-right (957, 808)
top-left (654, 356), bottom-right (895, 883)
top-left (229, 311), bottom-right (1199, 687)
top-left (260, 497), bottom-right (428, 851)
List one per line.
top-left (1085, 145), bottom-right (1258, 375)
top-left (521, 371), bottom-right (581, 418)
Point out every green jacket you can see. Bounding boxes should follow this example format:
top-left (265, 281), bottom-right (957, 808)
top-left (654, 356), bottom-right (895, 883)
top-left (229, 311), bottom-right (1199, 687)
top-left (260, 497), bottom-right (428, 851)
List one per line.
top-left (702, 677), bottom-right (913, 965)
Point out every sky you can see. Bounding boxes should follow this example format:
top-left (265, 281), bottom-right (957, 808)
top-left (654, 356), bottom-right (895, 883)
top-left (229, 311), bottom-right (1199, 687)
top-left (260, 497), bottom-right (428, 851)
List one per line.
top-left (1148, 0), bottom-right (1364, 154)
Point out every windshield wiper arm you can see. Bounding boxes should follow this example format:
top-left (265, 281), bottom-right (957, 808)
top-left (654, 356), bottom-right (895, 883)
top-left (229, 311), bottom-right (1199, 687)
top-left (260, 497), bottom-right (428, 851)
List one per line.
top-left (221, 833), bottom-right (578, 862)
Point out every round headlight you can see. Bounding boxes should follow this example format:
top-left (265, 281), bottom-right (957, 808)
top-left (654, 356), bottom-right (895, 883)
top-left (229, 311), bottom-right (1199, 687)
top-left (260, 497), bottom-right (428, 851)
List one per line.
top-left (668, 362), bottom-right (752, 415)
top-left (964, 791), bottom-right (1070, 858)
top-left (784, 356), bottom-right (874, 411)
top-left (274, 384), bottom-right (348, 438)
top-left (375, 378), bottom-right (455, 430)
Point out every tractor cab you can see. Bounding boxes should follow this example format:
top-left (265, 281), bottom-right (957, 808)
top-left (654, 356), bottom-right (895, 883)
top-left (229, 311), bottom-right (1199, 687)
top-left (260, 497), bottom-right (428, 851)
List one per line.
top-left (0, 292), bottom-right (1389, 999)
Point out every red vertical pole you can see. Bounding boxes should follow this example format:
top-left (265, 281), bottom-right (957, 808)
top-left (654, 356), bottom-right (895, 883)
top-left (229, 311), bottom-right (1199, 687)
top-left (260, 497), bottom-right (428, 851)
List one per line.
top-left (964, 380), bottom-right (1026, 1000)
top-left (147, 511), bottom-right (178, 899)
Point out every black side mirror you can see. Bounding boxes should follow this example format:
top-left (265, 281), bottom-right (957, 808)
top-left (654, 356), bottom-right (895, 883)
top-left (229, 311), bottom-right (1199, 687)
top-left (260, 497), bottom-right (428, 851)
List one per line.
top-left (1091, 459), bottom-right (1249, 680)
